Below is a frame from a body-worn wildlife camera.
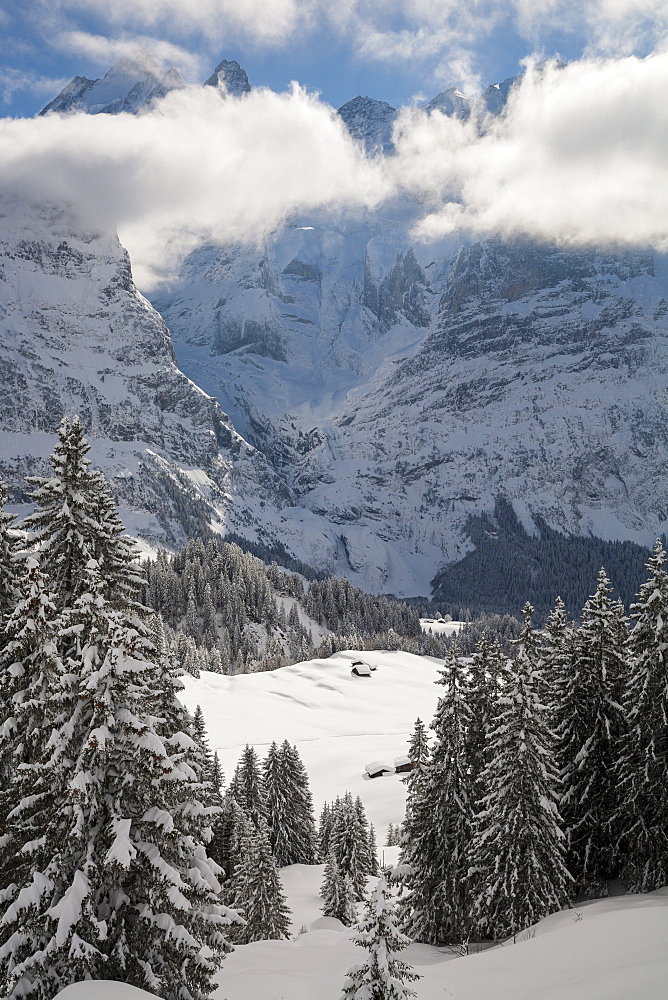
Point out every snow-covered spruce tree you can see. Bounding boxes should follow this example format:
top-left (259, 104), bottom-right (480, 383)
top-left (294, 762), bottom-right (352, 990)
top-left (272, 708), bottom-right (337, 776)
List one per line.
top-left (560, 570), bottom-right (628, 898)
top-left (466, 638), bottom-right (507, 792)
top-left (229, 744), bottom-right (266, 829)
top-left (318, 801), bottom-right (334, 860)
top-left (88, 469), bottom-right (144, 611)
top-left (0, 479), bottom-right (23, 633)
top-left (330, 792), bottom-right (373, 900)
top-left (401, 648), bottom-right (473, 946)
top-left (263, 741), bottom-right (318, 867)
top-left (395, 720), bottom-right (431, 928)
top-left (280, 740), bottom-right (318, 864)
top-left (355, 796), bottom-right (379, 878)
top-left (0, 559), bottom-right (69, 928)
top-left (21, 417), bottom-right (100, 610)
top-left (540, 597), bottom-right (574, 729)
top-left (0, 561), bottom-right (238, 1000)
top-left (470, 604), bottom-right (570, 940)
top-left (230, 818), bottom-right (291, 943)
top-left (320, 849), bottom-right (357, 926)
top-left (340, 876), bottom-right (419, 1000)
top-left (612, 541), bottom-right (668, 891)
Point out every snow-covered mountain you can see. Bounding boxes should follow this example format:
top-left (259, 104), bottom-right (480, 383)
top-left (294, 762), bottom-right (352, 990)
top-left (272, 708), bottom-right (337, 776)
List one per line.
top-left (39, 52), bottom-right (185, 115)
top-left (204, 59), bottom-right (251, 96)
top-left (0, 195), bottom-right (300, 550)
top-left (338, 96), bottom-right (397, 153)
top-left (6, 58), bottom-right (668, 596)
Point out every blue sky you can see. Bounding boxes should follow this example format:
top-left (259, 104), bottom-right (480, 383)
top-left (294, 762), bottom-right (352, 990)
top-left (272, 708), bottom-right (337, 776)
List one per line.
top-left (2, 0), bottom-right (661, 118)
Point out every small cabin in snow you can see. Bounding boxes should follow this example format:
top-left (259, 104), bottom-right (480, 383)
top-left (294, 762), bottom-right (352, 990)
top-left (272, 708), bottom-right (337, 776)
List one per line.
top-left (365, 760), bottom-right (395, 779)
top-left (394, 755), bottom-right (414, 774)
top-left (351, 661), bottom-right (372, 677)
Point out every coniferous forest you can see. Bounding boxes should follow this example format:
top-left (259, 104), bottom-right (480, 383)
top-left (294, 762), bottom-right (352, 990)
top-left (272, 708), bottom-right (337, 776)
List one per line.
top-left (1, 419), bottom-right (668, 997)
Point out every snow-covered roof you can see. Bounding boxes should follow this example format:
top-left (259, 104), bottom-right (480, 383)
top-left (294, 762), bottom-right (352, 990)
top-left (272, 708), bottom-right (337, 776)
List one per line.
top-left (365, 760), bottom-right (394, 775)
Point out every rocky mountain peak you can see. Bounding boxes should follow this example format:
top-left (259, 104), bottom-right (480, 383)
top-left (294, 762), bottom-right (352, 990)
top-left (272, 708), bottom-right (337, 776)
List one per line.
top-left (39, 51), bottom-right (186, 116)
top-left (204, 59), bottom-right (251, 96)
top-left (337, 95), bottom-right (397, 153)
top-left (423, 85), bottom-right (471, 118)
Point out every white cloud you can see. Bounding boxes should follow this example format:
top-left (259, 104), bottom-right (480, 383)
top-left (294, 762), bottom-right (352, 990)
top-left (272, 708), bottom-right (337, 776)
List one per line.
top-left (0, 84), bottom-right (389, 287)
top-left (59, 0), bottom-right (317, 45)
top-left (53, 31), bottom-right (206, 80)
top-left (0, 53), bottom-right (666, 290)
top-left (392, 55), bottom-right (668, 249)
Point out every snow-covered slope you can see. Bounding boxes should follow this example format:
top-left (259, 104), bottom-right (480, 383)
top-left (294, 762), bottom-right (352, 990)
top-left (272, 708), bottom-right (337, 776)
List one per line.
top-left (181, 650), bottom-right (452, 836)
top-left (218, 888), bottom-right (668, 1000)
top-left (39, 52), bottom-right (185, 116)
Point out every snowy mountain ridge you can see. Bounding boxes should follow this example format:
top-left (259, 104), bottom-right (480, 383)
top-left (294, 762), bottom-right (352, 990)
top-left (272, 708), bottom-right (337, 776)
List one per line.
top-left (39, 53), bottom-right (186, 116)
top-left (4, 57), bottom-right (667, 597)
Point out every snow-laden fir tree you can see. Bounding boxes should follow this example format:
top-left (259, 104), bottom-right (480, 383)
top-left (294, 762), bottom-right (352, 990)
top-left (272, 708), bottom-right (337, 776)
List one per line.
top-left (340, 876), bottom-right (418, 1000)
top-left (0, 479), bottom-right (23, 633)
top-left (88, 469), bottom-right (144, 611)
top-left (0, 559), bottom-right (68, 936)
top-left (318, 801), bottom-right (333, 860)
top-left (320, 849), bottom-right (357, 926)
top-left (264, 741), bottom-right (318, 867)
top-left (470, 604), bottom-right (570, 940)
top-left (230, 818), bottom-right (291, 943)
top-left (355, 795), bottom-right (379, 878)
top-left (395, 720), bottom-right (430, 932)
top-left (612, 540), bottom-right (668, 891)
top-left (466, 638), bottom-right (507, 792)
top-left (21, 417), bottom-right (102, 610)
top-left (401, 647), bottom-right (473, 946)
top-left (330, 792), bottom-right (374, 900)
top-left (229, 744), bottom-right (266, 829)
top-left (540, 596), bottom-right (574, 730)
top-left (0, 561), bottom-right (238, 1000)
top-left (560, 570), bottom-right (628, 897)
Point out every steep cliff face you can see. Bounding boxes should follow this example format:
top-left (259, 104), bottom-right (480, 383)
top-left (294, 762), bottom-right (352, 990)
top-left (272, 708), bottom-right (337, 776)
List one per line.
top-left (0, 196), bottom-right (300, 550)
top-left (156, 210), bottom-right (668, 594)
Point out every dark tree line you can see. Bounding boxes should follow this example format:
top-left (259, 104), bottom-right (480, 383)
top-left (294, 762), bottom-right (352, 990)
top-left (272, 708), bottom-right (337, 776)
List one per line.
top-left (432, 497), bottom-right (653, 618)
top-left (141, 538), bottom-right (425, 678)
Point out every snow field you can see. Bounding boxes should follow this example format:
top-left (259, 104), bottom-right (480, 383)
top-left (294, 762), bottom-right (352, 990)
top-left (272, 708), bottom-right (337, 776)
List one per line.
top-left (216, 885), bottom-right (668, 1000)
top-left (53, 889), bottom-right (668, 1000)
top-left (180, 650), bottom-right (447, 836)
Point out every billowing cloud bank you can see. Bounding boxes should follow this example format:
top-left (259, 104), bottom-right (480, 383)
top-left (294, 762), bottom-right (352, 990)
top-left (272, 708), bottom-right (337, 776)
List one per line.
top-left (0, 54), bottom-right (666, 288)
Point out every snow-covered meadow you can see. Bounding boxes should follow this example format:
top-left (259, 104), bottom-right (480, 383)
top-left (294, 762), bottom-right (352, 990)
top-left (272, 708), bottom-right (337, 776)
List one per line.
top-left (180, 649), bottom-right (447, 838)
top-left (55, 882), bottom-right (668, 1000)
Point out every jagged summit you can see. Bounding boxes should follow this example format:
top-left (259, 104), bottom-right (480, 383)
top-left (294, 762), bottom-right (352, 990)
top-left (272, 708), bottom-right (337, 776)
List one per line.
top-left (479, 75), bottom-right (519, 114)
top-left (337, 96), bottom-right (397, 154)
top-left (423, 85), bottom-right (471, 118)
top-left (204, 59), bottom-right (251, 96)
top-left (39, 52), bottom-right (186, 116)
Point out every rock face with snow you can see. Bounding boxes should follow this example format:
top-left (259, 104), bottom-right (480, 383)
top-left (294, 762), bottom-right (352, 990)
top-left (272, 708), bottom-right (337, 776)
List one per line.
top-left (204, 59), bottom-right (251, 96)
top-left (40, 53), bottom-right (185, 115)
top-left (338, 96), bottom-right (397, 153)
top-left (154, 74), bottom-right (668, 593)
top-left (0, 195), bottom-right (297, 549)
